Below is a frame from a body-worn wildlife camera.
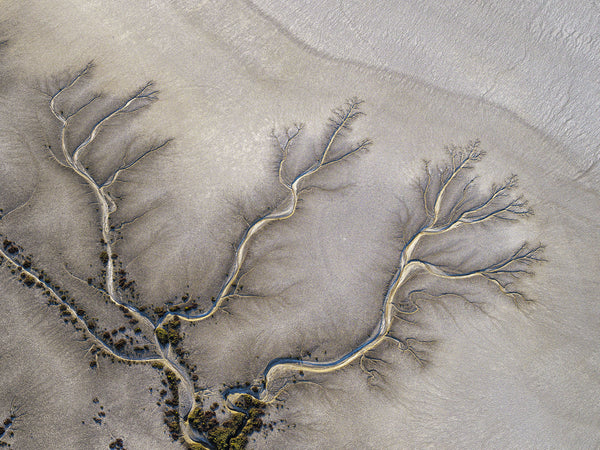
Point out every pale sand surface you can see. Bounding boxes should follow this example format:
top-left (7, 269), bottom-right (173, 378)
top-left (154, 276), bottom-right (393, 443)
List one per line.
top-left (0, 1), bottom-right (598, 448)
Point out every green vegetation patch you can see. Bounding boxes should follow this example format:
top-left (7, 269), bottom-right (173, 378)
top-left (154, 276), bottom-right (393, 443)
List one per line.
top-left (188, 395), bottom-right (267, 450)
top-left (207, 412), bottom-right (245, 450)
top-left (156, 327), bottom-right (169, 346)
top-left (156, 317), bottom-right (182, 347)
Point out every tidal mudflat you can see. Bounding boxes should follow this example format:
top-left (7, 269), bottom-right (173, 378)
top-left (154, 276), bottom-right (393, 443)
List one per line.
top-left (0, 1), bottom-right (598, 448)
